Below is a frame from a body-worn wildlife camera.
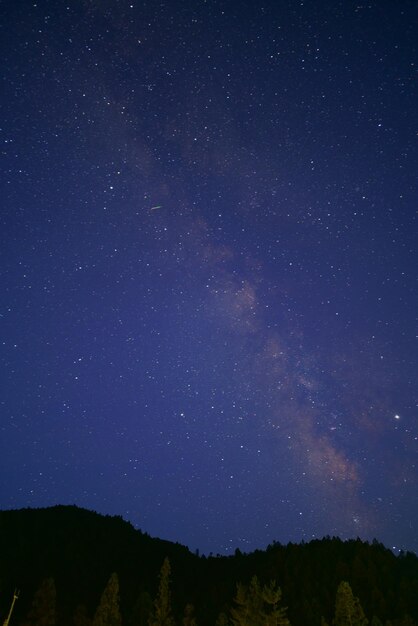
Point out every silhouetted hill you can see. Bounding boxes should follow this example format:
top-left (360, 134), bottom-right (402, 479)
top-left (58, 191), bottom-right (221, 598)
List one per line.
top-left (0, 506), bottom-right (417, 626)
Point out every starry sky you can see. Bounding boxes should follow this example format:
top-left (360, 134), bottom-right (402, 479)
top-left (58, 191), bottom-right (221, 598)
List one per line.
top-left (1, 0), bottom-right (417, 556)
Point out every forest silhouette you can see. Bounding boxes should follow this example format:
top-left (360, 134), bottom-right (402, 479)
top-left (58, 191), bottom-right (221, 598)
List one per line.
top-left (0, 506), bottom-right (417, 625)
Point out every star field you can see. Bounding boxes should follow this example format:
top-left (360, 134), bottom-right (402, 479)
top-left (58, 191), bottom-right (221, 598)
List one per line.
top-left (1, 0), bottom-right (417, 555)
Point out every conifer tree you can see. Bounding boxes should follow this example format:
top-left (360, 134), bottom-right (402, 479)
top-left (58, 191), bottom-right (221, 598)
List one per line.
top-left (262, 579), bottom-right (290, 626)
top-left (22, 578), bottom-right (56, 626)
top-left (149, 557), bottom-right (175, 626)
top-left (334, 581), bottom-right (368, 626)
top-left (93, 572), bottom-right (122, 626)
top-left (230, 575), bottom-right (290, 626)
top-left (130, 591), bottom-right (153, 626)
top-left (231, 576), bottom-right (263, 626)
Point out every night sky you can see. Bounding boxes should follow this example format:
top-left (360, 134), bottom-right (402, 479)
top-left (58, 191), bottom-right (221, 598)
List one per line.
top-left (1, 0), bottom-right (417, 556)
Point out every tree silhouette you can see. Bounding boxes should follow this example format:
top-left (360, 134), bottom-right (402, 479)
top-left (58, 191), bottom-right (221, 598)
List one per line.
top-left (130, 591), bottom-right (153, 626)
top-left (334, 581), bottom-right (368, 626)
top-left (149, 557), bottom-right (175, 626)
top-left (93, 572), bottom-right (122, 626)
top-left (22, 578), bottom-right (56, 626)
top-left (230, 575), bottom-right (290, 626)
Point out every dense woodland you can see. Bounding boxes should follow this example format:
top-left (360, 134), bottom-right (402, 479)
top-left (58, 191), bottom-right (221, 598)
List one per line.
top-left (0, 506), bottom-right (417, 626)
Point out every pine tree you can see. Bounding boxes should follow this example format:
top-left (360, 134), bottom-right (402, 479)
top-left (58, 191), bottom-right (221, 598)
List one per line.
top-left (149, 557), bottom-right (175, 626)
top-left (22, 578), bottom-right (56, 626)
top-left (334, 581), bottom-right (368, 626)
top-left (230, 575), bottom-right (290, 626)
top-left (93, 572), bottom-right (122, 626)
top-left (130, 591), bottom-right (153, 626)
top-left (262, 579), bottom-right (290, 626)
top-left (231, 576), bottom-right (263, 626)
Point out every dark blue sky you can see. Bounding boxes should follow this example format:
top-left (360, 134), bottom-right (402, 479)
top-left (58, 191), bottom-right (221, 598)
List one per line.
top-left (1, 0), bottom-right (417, 555)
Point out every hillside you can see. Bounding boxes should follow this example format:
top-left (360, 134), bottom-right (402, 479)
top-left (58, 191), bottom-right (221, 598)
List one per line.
top-left (0, 506), bottom-right (417, 625)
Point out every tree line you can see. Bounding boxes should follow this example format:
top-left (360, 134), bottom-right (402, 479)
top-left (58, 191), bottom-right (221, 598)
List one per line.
top-left (16, 557), bottom-right (392, 626)
top-left (0, 506), bottom-right (417, 626)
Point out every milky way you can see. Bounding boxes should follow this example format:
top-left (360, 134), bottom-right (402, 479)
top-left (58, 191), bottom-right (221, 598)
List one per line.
top-left (1, 0), bottom-right (417, 555)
